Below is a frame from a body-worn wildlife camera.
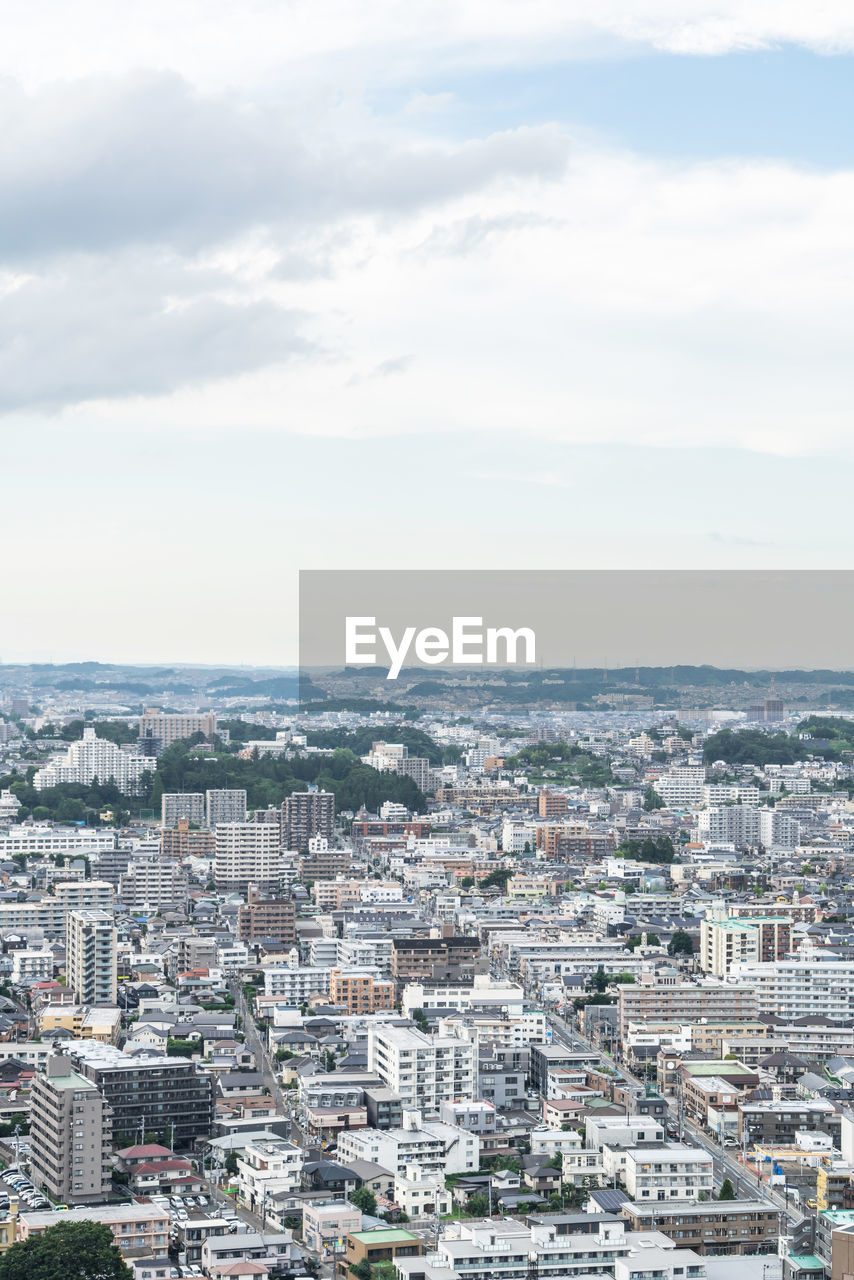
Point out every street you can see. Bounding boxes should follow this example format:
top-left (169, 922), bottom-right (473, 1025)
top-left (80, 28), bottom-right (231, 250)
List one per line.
top-left (545, 1008), bottom-right (802, 1225)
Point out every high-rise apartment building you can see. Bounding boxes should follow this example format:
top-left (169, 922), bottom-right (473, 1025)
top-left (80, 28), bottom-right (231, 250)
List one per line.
top-left (205, 788), bottom-right (247, 827)
top-left (236, 885), bottom-right (296, 946)
top-left (30, 1055), bottom-right (111, 1205)
top-left (161, 792), bottom-right (205, 828)
top-left (71, 1044), bottom-right (215, 1149)
top-left (118, 858), bottom-right (189, 910)
top-left (367, 1025), bottom-right (475, 1112)
top-left (161, 817), bottom-right (215, 860)
top-left (282, 788), bottom-right (335, 851)
top-left (138, 708), bottom-right (216, 756)
top-left (33, 727), bottom-right (151, 794)
top-left (214, 822), bottom-right (281, 892)
top-left (67, 910), bottom-right (118, 1005)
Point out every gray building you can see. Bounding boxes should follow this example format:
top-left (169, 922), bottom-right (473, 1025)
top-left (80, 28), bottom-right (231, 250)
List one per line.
top-left (161, 792), bottom-right (205, 828)
top-left (205, 789), bottom-right (248, 828)
top-left (30, 1055), bottom-right (111, 1204)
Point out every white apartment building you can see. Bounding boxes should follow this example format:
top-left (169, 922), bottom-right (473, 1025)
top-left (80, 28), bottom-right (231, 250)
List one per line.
top-left (337, 936), bottom-right (394, 975)
top-left (703, 784), bottom-right (760, 806)
top-left (699, 806), bottom-right (799, 849)
top-left (236, 1136), bottom-right (303, 1214)
top-left (623, 1144), bottom-right (714, 1202)
top-left (586, 1117), bottom-right (666, 1151)
top-left (11, 948), bottom-right (54, 982)
top-left (731, 949), bottom-right (854, 1020)
top-left (337, 1112), bottom-right (479, 1176)
top-left (215, 822), bottom-right (281, 892)
top-left (434, 1218), bottom-right (637, 1280)
top-left (161, 793), bottom-right (205, 828)
top-left (118, 858), bottom-right (189, 909)
top-left (367, 1024), bottom-right (475, 1112)
top-left (205, 789), bottom-right (248, 828)
top-left (34, 728), bottom-right (151, 794)
top-left (656, 767), bottom-right (706, 807)
top-left (0, 826), bottom-right (116, 857)
top-left (401, 976), bottom-right (525, 1017)
top-left (55, 881), bottom-right (115, 914)
top-left (67, 909), bottom-right (118, 1006)
top-left (501, 822), bottom-right (537, 853)
top-left (263, 966), bottom-right (330, 1001)
top-left (394, 1165), bottom-right (452, 1217)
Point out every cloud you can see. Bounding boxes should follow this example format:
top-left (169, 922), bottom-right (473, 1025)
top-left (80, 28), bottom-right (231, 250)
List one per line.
top-left (0, 74), bottom-right (569, 261)
top-left (1, 2), bottom-right (854, 94)
top-left (0, 253), bottom-right (307, 410)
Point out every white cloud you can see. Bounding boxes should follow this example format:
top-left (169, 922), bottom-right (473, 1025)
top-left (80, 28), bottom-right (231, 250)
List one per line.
top-left (48, 145), bottom-right (854, 458)
top-left (1, 2), bottom-right (853, 92)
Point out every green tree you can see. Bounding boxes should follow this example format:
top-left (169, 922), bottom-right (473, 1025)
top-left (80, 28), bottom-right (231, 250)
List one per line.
top-left (351, 1186), bottom-right (377, 1216)
top-left (0, 1220), bottom-right (131, 1280)
top-left (643, 786), bottom-right (664, 811)
top-left (717, 1178), bottom-right (736, 1201)
top-left (466, 1193), bottom-right (489, 1216)
top-left (411, 1008), bottom-right (429, 1033)
top-left (224, 1150), bottom-right (238, 1176)
top-left (590, 966), bottom-right (608, 994)
top-left (667, 930), bottom-right (694, 956)
top-left (350, 1259), bottom-right (373, 1280)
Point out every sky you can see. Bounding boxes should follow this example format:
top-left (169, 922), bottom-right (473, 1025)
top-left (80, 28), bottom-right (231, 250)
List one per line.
top-left (3, 2), bottom-right (854, 665)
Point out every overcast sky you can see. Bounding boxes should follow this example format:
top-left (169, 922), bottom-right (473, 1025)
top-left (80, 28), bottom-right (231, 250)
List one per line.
top-left (3, 2), bottom-right (854, 665)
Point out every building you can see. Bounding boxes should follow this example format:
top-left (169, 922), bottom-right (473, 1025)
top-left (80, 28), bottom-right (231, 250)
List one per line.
top-left (71, 1044), bottom-right (215, 1149)
top-left (391, 937), bottom-right (480, 989)
top-left (206, 789), bottom-right (248, 828)
top-left (339, 1227), bottom-right (422, 1279)
top-left (33, 728), bottom-right (151, 794)
top-left (161, 793), bottom-right (205, 828)
top-left (731, 950), bottom-right (854, 1021)
top-left (329, 969), bottom-right (395, 1016)
top-left (738, 1099), bottom-right (842, 1147)
top-left (263, 967), bottom-right (329, 1002)
top-left (394, 1165), bottom-right (451, 1217)
top-left (29, 1054), bottom-right (111, 1205)
top-left (39, 1004), bottom-right (121, 1044)
top-left (119, 858), bottom-right (189, 910)
top-left (138, 709), bottom-right (217, 755)
top-left (698, 806), bottom-right (799, 850)
top-left (367, 1026), bottom-right (475, 1112)
top-left (237, 888), bottom-right (296, 947)
top-left (161, 818), bottom-right (215, 861)
top-left (298, 845), bottom-right (351, 882)
top-left (0, 826), bottom-right (116, 858)
top-left (237, 1136), bottom-right (304, 1214)
top-left (215, 824), bottom-right (282, 893)
top-left (67, 909), bottom-right (118, 1005)
top-left (622, 1143), bottom-right (714, 1202)
top-left (18, 1204), bottom-right (170, 1257)
top-left (617, 979), bottom-right (758, 1042)
top-left (700, 916), bottom-right (793, 977)
top-left (283, 789), bottom-right (335, 852)
top-left (621, 1198), bottom-right (779, 1255)
top-left (302, 1201), bottom-right (362, 1258)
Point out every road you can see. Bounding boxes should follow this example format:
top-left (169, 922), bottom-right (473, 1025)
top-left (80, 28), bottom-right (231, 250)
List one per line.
top-left (545, 1007), bottom-right (802, 1226)
top-left (232, 983), bottom-right (291, 1117)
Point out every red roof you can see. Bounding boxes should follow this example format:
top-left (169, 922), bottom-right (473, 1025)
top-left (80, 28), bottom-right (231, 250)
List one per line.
top-left (117, 1143), bottom-right (174, 1158)
top-left (132, 1159), bottom-right (192, 1175)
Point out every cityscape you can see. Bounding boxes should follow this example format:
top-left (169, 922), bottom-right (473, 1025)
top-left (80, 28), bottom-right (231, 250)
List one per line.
top-left (0, 665), bottom-right (853, 1280)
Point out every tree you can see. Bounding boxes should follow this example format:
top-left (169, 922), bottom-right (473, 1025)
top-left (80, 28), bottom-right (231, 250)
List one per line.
top-left (717, 1178), bottom-right (736, 1201)
top-left (224, 1150), bottom-right (238, 1176)
top-left (0, 1220), bottom-right (131, 1280)
top-left (351, 1259), bottom-right (373, 1280)
top-left (411, 1008), bottom-right (429, 1033)
top-left (590, 966), bottom-right (608, 994)
top-left (643, 786), bottom-right (664, 811)
top-left (466, 1193), bottom-right (489, 1217)
top-left (461, 877), bottom-right (474, 889)
top-left (667, 930), bottom-right (694, 957)
top-left (351, 1186), bottom-right (377, 1216)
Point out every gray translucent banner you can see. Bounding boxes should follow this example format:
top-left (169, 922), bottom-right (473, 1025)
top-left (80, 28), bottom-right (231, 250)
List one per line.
top-left (299, 569), bottom-right (854, 679)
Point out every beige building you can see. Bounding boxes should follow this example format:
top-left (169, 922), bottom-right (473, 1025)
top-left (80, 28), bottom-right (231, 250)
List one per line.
top-left (617, 977), bottom-right (758, 1041)
top-left (38, 1004), bottom-right (121, 1044)
top-left (139, 708), bottom-right (216, 751)
top-left (30, 1055), bottom-right (111, 1204)
top-left (214, 823), bottom-right (281, 892)
top-left (67, 910), bottom-right (118, 1006)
